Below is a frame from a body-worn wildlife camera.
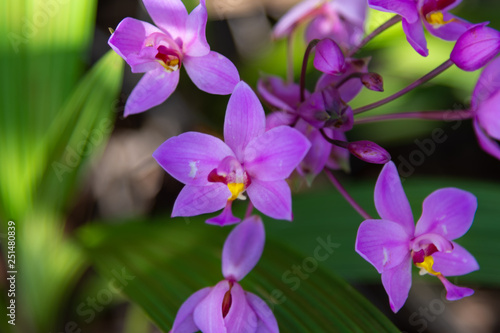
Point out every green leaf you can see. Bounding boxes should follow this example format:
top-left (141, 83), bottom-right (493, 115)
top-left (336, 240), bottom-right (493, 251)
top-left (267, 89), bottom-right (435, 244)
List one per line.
top-left (78, 219), bottom-right (400, 333)
top-left (0, 0), bottom-right (98, 219)
top-left (14, 49), bottom-right (123, 332)
top-left (37, 49), bottom-right (124, 213)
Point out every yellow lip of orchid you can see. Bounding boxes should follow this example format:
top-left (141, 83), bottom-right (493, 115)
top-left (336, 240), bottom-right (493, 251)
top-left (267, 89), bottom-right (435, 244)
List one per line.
top-left (227, 183), bottom-right (246, 201)
top-left (158, 57), bottom-right (180, 72)
top-left (415, 256), bottom-right (441, 276)
top-left (426, 11), bottom-right (455, 26)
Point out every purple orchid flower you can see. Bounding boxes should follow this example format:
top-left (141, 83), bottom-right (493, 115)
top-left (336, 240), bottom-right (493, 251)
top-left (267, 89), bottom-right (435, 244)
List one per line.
top-left (257, 76), bottom-right (350, 180)
top-left (170, 216), bottom-right (279, 333)
top-left (272, 0), bottom-right (367, 51)
top-left (355, 161), bottom-right (479, 313)
top-left (470, 56), bottom-right (500, 160)
top-left (108, 0), bottom-right (240, 116)
top-left (369, 0), bottom-right (472, 56)
top-left (153, 81), bottom-right (310, 225)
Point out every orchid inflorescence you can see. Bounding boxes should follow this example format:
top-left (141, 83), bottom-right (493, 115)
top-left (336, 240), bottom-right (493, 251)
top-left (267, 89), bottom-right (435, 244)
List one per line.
top-left (108, 0), bottom-right (499, 331)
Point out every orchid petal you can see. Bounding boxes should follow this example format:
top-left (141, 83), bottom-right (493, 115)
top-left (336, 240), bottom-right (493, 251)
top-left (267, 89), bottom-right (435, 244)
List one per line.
top-left (402, 18), bottom-right (428, 57)
top-left (206, 202), bottom-right (241, 226)
top-left (472, 56), bottom-right (500, 108)
top-left (257, 76), bottom-right (303, 113)
top-left (124, 68), bottom-right (180, 116)
top-left (297, 90), bottom-right (330, 129)
top-left (246, 292), bottom-right (279, 333)
top-left (153, 132), bottom-right (234, 186)
top-left (295, 121), bottom-right (331, 178)
top-left (172, 184), bottom-right (230, 217)
top-left (381, 254), bottom-right (412, 313)
top-left (473, 120), bottom-right (500, 160)
top-left (411, 233), bottom-right (454, 253)
top-left (222, 216), bottom-right (265, 281)
top-left (244, 126), bottom-right (311, 181)
top-left (331, 0), bottom-right (368, 26)
top-left (374, 161), bottom-right (415, 236)
top-left (193, 280), bottom-right (228, 333)
top-left (224, 283), bottom-right (257, 332)
top-left (369, 0), bottom-right (419, 23)
top-left (183, 0), bottom-right (210, 57)
top-left (272, 0), bottom-right (325, 39)
top-left (247, 179), bottom-right (292, 221)
top-left (415, 188), bottom-right (477, 240)
top-left (420, 0), bottom-right (461, 14)
top-left (450, 24), bottom-right (500, 71)
top-left (171, 287), bottom-right (211, 333)
top-left (437, 275), bottom-right (474, 301)
top-left (356, 220), bottom-right (411, 273)
top-left (265, 112), bottom-right (297, 131)
top-left (224, 81), bottom-right (266, 160)
top-left (313, 38), bottom-right (345, 75)
top-left (108, 17), bottom-right (163, 68)
top-left (183, 51), bottom-right (240, 95)
top-left (433, 242), bottom-right (479, 276)
top-left (477, 91), bottom-right (500, 140)
top-left (143, 0), bottom-right (188, 40)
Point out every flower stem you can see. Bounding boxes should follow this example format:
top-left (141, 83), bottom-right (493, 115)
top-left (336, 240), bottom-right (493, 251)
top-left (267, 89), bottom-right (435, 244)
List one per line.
top-left (353, 59), bottom-right (454, 115)
top-left (348, 15), bottom-right (402, 57)
top-left (286, 34), bottom-right (295, 84)
top-left (245, 201), bottom-right (254, 219)
top-left (319, 129), bottom-right (349, 148)
top-left (355, 109), bottom-right (473, 125)
top-left (324, 169), bottom-right (372, 220)
top-left (300, 39), bottom-right (320, 102)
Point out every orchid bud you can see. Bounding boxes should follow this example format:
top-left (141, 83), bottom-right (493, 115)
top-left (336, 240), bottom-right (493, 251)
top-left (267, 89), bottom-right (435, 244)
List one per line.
top-left (361, 73), bottom-right (384, 92)
top-left (450, 23), bottom-right (500, 71)
top-left (313, 38), bottom-right (346, 75)
top-left (348, 140), bottom-right (391, 164)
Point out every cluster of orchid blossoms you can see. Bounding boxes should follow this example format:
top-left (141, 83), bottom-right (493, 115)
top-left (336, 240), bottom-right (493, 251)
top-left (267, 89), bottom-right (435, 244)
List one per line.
top-left (108, 0), bottom-right (500, 330)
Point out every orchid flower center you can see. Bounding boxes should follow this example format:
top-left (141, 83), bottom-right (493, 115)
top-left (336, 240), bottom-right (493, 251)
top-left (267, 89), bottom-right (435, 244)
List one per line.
top-left (144, 33), bottom-right (182, 72)
top-left (425, 11), bottom-right (455, 26)
top-left (155, 45), bottom-right (181, 72)
top-left (415, 255), bottom-right (441, 276)
top-left (208, 156), bottom-right (251, 202)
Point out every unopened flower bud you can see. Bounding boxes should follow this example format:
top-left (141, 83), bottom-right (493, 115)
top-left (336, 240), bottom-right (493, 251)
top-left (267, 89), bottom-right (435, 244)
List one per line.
top-left (314, 38), bottom-right (345, 75)
top-left (348, 140), bottom-right (391, 164)
top-left (450, 23), bottom-right (500, 71)
top-left (361, 72), bottom-right (384, 92)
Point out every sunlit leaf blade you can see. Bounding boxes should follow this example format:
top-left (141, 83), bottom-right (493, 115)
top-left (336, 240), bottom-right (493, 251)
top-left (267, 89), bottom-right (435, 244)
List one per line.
top-left (16, 49), bottom-right (123, 332)
top-left (0, 0), bottom-right (98, 220)
top-left (37, 49), bottom-right (124, 212)
top-left (78, 219), bottom-right (400, 333)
